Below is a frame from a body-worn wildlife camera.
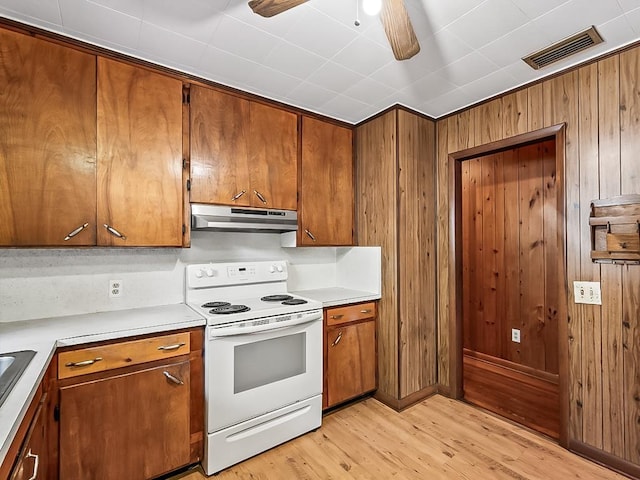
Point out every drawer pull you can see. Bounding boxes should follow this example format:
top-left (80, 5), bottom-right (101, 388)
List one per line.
top-left (65, 357), bottom-right (103, 368)
top-left (330, 314), bottom-right (344, 320)
top-left (331, 332), bottom-right (343, 347)
top-left (163, 371), bottom-right (184, 385)
top-left (360, 309), bottom-right (372, 314)
top-left (254, 190), bottom-right (268, 204)
top-left (304, 229), bottom-right (317, 242)
top-left (157, 342), bottom-right (186, 351)
top-left (26, 449), bottom-right (39, 480)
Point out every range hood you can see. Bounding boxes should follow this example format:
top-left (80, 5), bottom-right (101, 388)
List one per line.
top-left (191, 203), bottom-right (297, 233)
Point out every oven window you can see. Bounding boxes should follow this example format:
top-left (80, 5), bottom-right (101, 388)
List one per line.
top-left (234, 332), bottom-right (306, 393)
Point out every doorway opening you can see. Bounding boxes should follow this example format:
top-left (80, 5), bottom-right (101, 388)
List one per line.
top-left (447, 125), bottom-right (569, 446)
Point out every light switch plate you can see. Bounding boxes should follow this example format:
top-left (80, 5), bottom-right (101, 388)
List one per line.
top-left (511, 328), bottom-right (521, 343)
top-left (573, 281), bottom-right (602, 305)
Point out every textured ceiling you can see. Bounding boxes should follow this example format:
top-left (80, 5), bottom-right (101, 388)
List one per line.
top-left (1, 0), bottom-right (640, 123)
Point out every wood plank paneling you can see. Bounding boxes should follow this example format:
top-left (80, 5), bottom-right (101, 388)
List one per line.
top-left (438, 43), bottom-right (640, 472)
top-left (597, 54), bottom-right (623, 457)
top-left (355, 111), bottom-right (398, 398)
top-left (578, 63), bottom-right (603, 449)
top-left (503, 90), bottom-right (528, 138)
top-left (619, 47), bottom-right (640, 465)
top-left (436, 120), bottom-right (451, 389)
top-left (474, 100), bottom-right (502, 145)
top-left (543, 71), bottom-right (582, 442)
top-left (397, 110), bottom-right (436, 396)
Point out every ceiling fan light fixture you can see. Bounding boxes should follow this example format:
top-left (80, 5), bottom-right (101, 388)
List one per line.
top-left (363, 0), bottom-right (382, 16)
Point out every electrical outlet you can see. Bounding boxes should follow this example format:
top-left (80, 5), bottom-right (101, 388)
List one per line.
top-left (109, 280), bottom-right (123, 298)
top-left (511, 328), bottom-right (521, 343)
top-left (573, 281), bottom-right (602, 305)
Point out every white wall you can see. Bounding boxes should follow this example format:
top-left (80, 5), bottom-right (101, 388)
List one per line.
top-left (0, 232), bottom-right (338, 322)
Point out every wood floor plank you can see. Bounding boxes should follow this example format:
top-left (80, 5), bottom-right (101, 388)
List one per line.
top-left (169, 396), bottom-right (624, 480)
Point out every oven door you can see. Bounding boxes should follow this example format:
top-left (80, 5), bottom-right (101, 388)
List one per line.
top-left (206, 311), bottom-right (322, 432)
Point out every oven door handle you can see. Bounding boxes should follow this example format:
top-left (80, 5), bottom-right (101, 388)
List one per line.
top-left (209, 310), bottom-right (322, 338)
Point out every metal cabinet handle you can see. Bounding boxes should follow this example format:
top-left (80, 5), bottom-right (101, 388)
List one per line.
top-left (64, 222), bottom-right (89, 241)
top-left (304, 229), bottom-right (317, 242)
top-left (231, 190), bottom-right (246, 201)
top-left (163, 371), bottom-right (184, 385)
top-left (26, 449), bottom-right (39, 480)
top-left (254, 190), bottom-right (267, 204)
top-left (331, 332), bottom-right (343, 347)
top-left (103, 224), bottom-right (127, 240)
top-left (157, 343), bottom-right (186, 351)
top-left (330, 314), bottom-right (344, 320)
top-left (65, 357), bottom-right (103, 367)
top-left (360, 309), bottom-right (372, 314)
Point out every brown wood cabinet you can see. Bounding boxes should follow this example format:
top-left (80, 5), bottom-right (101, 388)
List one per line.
top-left (323, 302), bottom-right (377, 409)
top-left (8, 398), bottom-right (47, 480)
top-left (299, 117), bottom-right (354, 246)
top-left (57, 329), bottom-right (203, 480)
top-left (0, 28), bottom-right (97, 247)
top-left (190, 86), bottom-right (297, 210)
top-left (97, 58), bottom-right (184, 246)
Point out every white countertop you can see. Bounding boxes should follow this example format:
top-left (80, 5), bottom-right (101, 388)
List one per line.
top-left (0, 304), bottom-right (205, 468)
top-left (293, 287), bottom-right (380, 308)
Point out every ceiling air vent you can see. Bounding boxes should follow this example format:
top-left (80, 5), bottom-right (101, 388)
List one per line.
top-left (523, 26), bottom-right (603, 70)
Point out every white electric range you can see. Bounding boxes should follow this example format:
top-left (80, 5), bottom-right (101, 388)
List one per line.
top-left (185, 260), bottom-right (323, 475)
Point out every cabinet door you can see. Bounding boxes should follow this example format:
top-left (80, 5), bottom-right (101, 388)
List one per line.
top-left (0, 29), bottom-right (97, 246)
top-left (97, 58), bottom-right (183, 246)
top-left (325, 321), bottom-right (376, 408)
top-left (9, 399), bottom-right (47, 480)
top-left (248, 102), bottom-right (298, 210)
top-left (190, 86), bottom-right (251, 206)
top-left (300, 117), bottom-right (353, 245)
top-left (59, 361), bottom-right (191, 480)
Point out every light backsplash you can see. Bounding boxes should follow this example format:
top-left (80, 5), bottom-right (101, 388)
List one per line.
top-left (0, 232), bottom-right (372, 323)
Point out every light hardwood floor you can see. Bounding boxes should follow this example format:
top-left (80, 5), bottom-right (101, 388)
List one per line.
top-left (170, 395), bottom-right (625, 479)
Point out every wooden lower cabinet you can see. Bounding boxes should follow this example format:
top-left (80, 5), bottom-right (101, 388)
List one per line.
top-left (8, 398), bottom-right (47, 480)
top-left (324, 302), bottom-right (377, 409)
top-left (59, 362), bottom-right (190, 480)
top-left (56, 329), bottom-right (203, 480)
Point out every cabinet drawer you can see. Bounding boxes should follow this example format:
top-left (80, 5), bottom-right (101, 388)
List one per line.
top-left (58, 332), bottom-right (190, 379)
top-left (325, 302), bottom-right (376, 326)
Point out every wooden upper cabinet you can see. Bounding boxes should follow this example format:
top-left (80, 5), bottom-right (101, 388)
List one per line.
top-left (190, 86), bottom-right (251, 206)
top-left (189, 86), bottom-right (298, 210)
top-left (300, 117), bottom-right (354, 245)
top-left (97, 58), bottom-right (183, 246)
top-left (0, 29), bottom-right (97, 246)
top-left (248, 102), bottom-right (297, 210)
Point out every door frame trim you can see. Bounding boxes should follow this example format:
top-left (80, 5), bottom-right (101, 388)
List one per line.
top-left (447, 123), bottom-right (568, 447)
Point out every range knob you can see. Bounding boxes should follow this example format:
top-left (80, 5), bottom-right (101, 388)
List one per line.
top-left (269, 265), bottom-right (276, 273)
top-left (206, 268), bottom-right (215, 277)
top-left (195, 269), bottom-right (204, 279)
top-left (276, 265), bottom-right (284, 273)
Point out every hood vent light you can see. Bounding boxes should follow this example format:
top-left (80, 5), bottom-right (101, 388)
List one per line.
top-left (523, 26), bottom-right (603, 70)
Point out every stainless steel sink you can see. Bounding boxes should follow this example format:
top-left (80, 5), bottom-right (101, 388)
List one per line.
top-left (0, 350), bottom-right (36, 408)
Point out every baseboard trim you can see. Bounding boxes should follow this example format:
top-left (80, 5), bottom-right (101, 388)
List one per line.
top-left (437, 384), bottom-right (453, 397)
top-left (569, 440), bottom-right (640, 480)
top-left (373, 385), bottom-right (438, 411)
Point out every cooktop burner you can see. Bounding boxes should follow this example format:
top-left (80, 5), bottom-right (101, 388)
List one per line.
top-left (202, 301), bottom-right (231, 308)
top-left (209, 305), bottom-right (251, 315)
top-left (261, 294), bottom-right (293, 302)
top-left (282, 298), bottom-right (308, 306)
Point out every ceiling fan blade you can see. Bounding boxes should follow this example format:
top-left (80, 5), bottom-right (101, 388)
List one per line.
top-left (381, 0), bottom-right (420, 61)
top-left (248, 0), bottom-right (309, 18)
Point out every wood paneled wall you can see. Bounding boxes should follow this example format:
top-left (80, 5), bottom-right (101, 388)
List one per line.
top-left (436, 47), bottom-right (640, 465)
top-left (355, 108), bottom-right (437, 402)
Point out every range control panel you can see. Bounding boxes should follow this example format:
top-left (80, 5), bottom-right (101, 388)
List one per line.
top-left (186, 260), bottom-right (288, 288)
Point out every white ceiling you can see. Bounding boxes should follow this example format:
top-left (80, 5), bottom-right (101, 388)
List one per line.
top-left (1, 0), bottom-right (640, 123)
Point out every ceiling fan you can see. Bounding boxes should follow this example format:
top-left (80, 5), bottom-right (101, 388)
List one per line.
top-left (247, 0), bottom-right (420, 61)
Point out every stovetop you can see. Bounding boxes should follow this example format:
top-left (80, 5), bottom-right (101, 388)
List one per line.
top-left (185, 260), bottom-right (323, 326)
